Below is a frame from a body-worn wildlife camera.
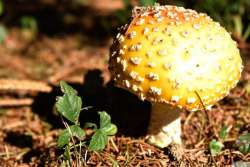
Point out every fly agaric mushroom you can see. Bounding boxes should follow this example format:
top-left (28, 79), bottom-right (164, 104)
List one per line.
top-left (109, 5), bottom-right (243, 148)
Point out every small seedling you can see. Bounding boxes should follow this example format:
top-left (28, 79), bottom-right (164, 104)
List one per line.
top-left (56, 81), bottom-right (117, 166)
top-left (20, 16), bottom-right (38, 32)
top-left (235, 132), bottom-right (250, 154)
top-left (209, 139), bottom-right (224, 156)
top-left (209, 126), bottom-right (231, 156)
top-left (20, 16), bottom-right (38, 41)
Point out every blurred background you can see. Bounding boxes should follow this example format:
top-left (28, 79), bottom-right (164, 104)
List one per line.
top-left (0, 0), bottom-right (249, 83)
top-left (0, 1), bottom-right (249, 166)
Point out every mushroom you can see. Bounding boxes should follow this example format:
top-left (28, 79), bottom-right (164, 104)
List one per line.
top-left (109, 5), bottom-right (243, 149)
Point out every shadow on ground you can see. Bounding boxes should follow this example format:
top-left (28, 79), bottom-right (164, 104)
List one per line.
top-left (32, 69), bottom-right (151, 137)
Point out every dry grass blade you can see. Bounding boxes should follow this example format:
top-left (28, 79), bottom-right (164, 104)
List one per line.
top-left (0, 79), bottom-right (52, 92)
top-left (0, 98), bottom-right (33, 107)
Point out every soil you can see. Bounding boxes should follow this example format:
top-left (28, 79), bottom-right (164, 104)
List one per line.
top-left (0, 1), bottom-right (250, 167)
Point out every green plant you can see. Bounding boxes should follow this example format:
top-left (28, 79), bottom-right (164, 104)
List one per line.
top-left (209, 126), bottom-right (231, 156)
top-left (194, 0), bottom-right (250, 41)
top-left (140, 0), bottom-right (156, 6)
top-left (20, 16), bottom-right (38, 32)
top-left (0, 25), bottom-right (7, 43)
top-left (244, 81), bottom-right (250, 95)
top-left (56, 81), bottom-right (117, 166)
top-left (235, 132), bottom-right (250, 154)
top-left (209, 139), bottom-right (224, 156)
top-left (0, 0), bottom-right (4, 16)
top-left (115, 0), bottom-right (157, 25)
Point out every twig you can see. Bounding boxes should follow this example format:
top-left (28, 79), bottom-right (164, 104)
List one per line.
top-left (194, 91), bottom-right (211, 125)
top-left (4, 145), bottom-right (9, 159)
top-left (184, 110), bottom-right (195, 126)
top-left (3, 121), bottom-right (26, 129)
top-left (110, 137), bottom-right (119, 153)
top-left (0, 98), bottom-right (34, 107)
top-left (48, 63), bottom-right (109, 84)
top-left (0, 79), bottom-right (52, 92)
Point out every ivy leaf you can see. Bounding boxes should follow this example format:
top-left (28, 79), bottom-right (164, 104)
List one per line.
top-left (89, 129), bottom-right (108, 151)
top-left (56, 81), bottom-right (82, 124)
top-left (57, 125), bottom-right (85, 148)
top-left (209, 139), bottom-right (224, 156)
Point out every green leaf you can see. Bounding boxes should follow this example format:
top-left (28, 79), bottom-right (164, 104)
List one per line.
top-left (60, 81), bottom-right (77, 95)
top-left (237, 133), bottom-right (250, 154)
top-left (89, 129), bottom-right (108, 151)
top-left (58, 130), bottom-right (70, 148)
top-left (102, 124), bottom-right (118, 136)
top-left (209, 139), bottom-right (224, 156)
top-left (57, 125), bottom-right (85, 148)
top-left (84, 122), bottom-right (97, 130)
top-left (56, 81), bottom-right (82, 123)
top-left (239, 133), bottom-right (250, 141)
top-left (20, 16), bottom-right (38, 32)
top-left (139, 0), bottom-right (156, 6)
top-left (88, 112), bottom-right (117, 151)
top-left (239, 144), bottom-right (250, 154)
top-left (99, 111), bottom-right (117, 136)
top-left (99, 112), bottom-right (111, 129)
top-left (56, 95), bottom-right (82, 123)
top-left (219, 126), bottom-right (230, 140)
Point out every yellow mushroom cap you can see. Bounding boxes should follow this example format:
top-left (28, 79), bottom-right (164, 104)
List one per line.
top-left (109, 5), bottom-right (243, 110)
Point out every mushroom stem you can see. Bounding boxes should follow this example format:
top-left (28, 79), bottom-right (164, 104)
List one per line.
top-left (147, 103), bottom-right (182, 148)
